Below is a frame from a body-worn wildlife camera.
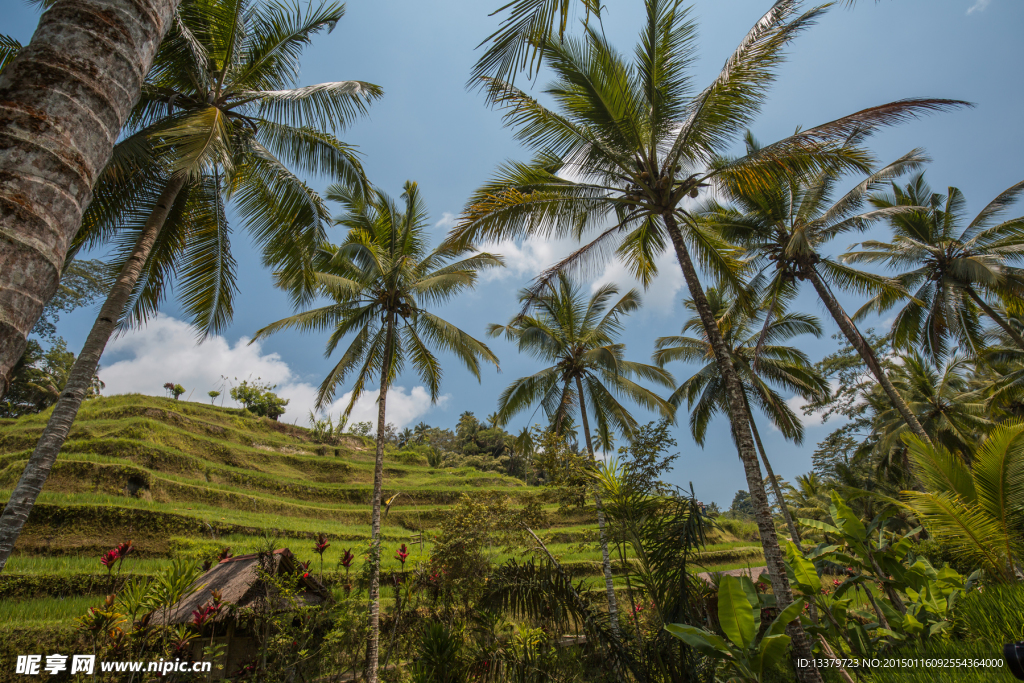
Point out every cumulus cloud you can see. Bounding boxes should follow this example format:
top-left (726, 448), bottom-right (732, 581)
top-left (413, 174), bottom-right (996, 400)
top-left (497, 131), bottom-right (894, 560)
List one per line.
top-left (99, 315), bottom-right (443, 428)
top-left (967, 0), bottom-right (990, 13)
top-left (476, 236), bottom-right (579, 282)
top-left (434, 212), bottom-right (458, 230)
top-left (589, 248), bottom-right (685, 315)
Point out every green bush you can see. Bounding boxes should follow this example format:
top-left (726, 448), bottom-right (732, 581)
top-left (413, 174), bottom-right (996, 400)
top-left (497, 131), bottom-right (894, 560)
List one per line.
top-left (716, 517), bottom-right (759, 541)
top-left (230, 380), bottom-right (289, 420)
top-left (390, 450), bottom-right (428, 466)
top-left (911, 537), bottom-right (978, 576)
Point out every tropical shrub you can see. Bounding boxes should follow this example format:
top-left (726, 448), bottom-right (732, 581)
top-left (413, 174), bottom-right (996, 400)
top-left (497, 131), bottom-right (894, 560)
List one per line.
top-left (230, 380), bottom-right (289, 421)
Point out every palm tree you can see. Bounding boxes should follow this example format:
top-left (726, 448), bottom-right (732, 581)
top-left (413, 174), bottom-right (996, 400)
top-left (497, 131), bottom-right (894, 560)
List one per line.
top-left (862, 351), bottom-right (992, 476)
top-left (446, 2), bottom-right (962, 671)
top-left (653, 285), bottom-right (829, 546)
top-left (489, 273), bottom-right (675, 633)
top-left (0, 0), bottom-right (182, 397)
top-left (252, 180), bottom-right (502, 683)
top-left (843, 173), bottom-right (1024, 361)
top-left (707, 141), bottom-right (934, 444)
top-left (0, 0), bottom-right (380, 572)
top-left (902, 423), bottom-right (1024, 582)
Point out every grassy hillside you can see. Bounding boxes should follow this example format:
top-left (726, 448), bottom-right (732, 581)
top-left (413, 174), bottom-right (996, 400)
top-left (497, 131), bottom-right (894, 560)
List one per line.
top-left (0, 394), bottom-right (760, 626)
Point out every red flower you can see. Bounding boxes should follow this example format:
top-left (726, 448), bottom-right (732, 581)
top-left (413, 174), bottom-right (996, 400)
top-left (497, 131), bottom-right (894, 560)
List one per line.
top-left (340, 548), bottom-right (354, 569)
top-left (313, 533), bottom-right (330, 557)
top-left (115, 540), bottom-right (133, 558)
top-left (303, 572), bottom-right (310, 579)
top-left (395, 544), bottom-right (409, 566)
top-left (100, 549), bottom-right (120, 570)
top-left (191, 602), bottom-right (219, 627)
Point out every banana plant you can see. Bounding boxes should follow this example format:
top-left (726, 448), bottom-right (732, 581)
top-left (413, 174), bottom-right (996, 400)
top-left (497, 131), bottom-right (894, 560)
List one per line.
top-left (787, 492), bottom-right (980, 659)
top-left (665, 575), bottom-right (805, 682)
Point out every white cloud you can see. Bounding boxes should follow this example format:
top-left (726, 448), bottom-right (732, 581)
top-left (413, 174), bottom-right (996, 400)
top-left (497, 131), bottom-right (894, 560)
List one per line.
top-left (967, 0), bottom-right (990, 13)
top-left (435, 212), bottom-right (458, 230)
top-left (590, 248), bottom-right (685, 315)
top-left (99, 315), bottom-right (442, 428)
top-left (476, 235), bottom-right (580, 282)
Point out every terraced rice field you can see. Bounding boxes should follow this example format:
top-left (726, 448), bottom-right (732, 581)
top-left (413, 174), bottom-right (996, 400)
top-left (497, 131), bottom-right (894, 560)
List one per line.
top-left (0, 395), bottom-right (761, 628)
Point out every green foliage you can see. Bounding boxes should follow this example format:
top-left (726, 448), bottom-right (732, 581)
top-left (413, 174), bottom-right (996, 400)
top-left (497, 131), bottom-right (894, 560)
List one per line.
top-left (230, 379), bottom-right (290, 420)
top-left (2, 339), bottom-right (103, 418)
top-left (902, 423), bottom-right (1024, 582)
top-left (730, 490), bottom-right (754, 517)
top-left (788, 492), bottom-right (981, 661)
top-left (665, 575), bottom-right (804, 683)
top-left (309, 411), bottom-right (348, 444)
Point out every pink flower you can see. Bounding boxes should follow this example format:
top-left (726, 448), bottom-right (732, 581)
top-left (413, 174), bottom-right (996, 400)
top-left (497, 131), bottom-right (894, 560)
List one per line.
top-left (395, 544), bottom-right (409, 566)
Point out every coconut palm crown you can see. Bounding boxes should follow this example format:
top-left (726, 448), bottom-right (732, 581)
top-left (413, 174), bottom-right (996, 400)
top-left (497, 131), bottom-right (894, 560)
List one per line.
top-left (74, 0), bottom-right (382, 334)
top-left (488, 273), bottom-right (675, 438)
top-left (844, 173), bottom-right (1024, 361)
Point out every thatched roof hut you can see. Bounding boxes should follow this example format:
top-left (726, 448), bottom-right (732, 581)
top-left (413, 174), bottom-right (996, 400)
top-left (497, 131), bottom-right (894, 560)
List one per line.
top-left (150, 548), bottom-right (330, 626)
top-left (148, 549), bottom-right (330, 679)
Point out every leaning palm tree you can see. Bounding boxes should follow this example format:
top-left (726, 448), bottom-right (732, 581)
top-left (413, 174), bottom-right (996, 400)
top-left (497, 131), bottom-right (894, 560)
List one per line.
top-left (0, 0), bottom-right (380, 572)
top-left (489, 273), bottom-right (675, 633)
top-left (253, 181), bottom-right (502, 683)
top-left (654, 285), bottom-right (829, 546)
top-left (843, 173), bottom-right (1024, 361)
top-left (707, 141), bottom-right (934, 445)
top-left (0, 0), bottom-right (183, 395)
top-left (902, 423), bottom-right (1024, 583)
top-left (446, 2), bottom-right (963, 672)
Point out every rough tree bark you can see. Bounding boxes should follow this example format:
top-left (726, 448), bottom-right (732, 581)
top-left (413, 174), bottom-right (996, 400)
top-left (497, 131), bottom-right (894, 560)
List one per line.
top-left (575, 375), bottom-right (621, 638)
top-left (807, 269), bottom-right (930, 443)
top-left (664, 215), bottom-right (822, 683)
top-left (0, 0), bottom-right (181, 398)
top-left (366, 314), bottom-right (395, 683)
top-left (0, 175), bottom-right (186, 572)
top-left (748, 411), bottom-right (804, 552)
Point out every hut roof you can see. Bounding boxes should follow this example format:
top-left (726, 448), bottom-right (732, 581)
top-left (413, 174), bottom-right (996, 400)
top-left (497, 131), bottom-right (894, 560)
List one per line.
top-left (149, 548), bottom-right (330, 625)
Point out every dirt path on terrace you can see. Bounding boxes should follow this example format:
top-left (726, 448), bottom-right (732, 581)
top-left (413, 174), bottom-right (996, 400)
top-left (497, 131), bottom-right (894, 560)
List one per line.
top-left (697, 566), bottom-right (767, 582)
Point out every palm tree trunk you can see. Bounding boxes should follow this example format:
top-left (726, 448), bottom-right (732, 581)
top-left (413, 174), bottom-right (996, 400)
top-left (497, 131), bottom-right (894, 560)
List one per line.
top-left (575, 375), bottom-right (621, 638)
top-left (965, 287), bottom-right (1024, 352)
top-left (0, 0), bottom-right (181, 399)
top-left (806, 269), bottom-right (930, 444)
top-left (663, 215), bottom-right (821, 683)
top-left (366, 314), bottom-right (395, 683)
top-left (0, 175), bottom-right (185, 572)
top-left (744, 395), bottom-right (803, 551)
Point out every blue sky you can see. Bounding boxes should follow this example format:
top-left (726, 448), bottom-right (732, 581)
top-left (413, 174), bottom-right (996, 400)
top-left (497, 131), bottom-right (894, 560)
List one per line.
top-left (6, 0), bottom-right (1023, 507)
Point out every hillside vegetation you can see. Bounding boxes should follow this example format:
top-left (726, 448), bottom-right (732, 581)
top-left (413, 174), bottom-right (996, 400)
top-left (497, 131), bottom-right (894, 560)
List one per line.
top-left (0, 395), bottom-right (757, 615)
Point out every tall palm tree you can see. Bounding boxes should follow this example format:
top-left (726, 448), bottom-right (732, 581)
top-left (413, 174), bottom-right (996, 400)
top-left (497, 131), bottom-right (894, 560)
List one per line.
top-left (489, 273), bottom-right (675, 633)
top-left (843, 173), bottom-right (1024, 361)
top-left (653, 285), bottom-right (829, 546)
top-left (446, 2), bottom-right (962, 672)
top-left (707, 141), bottom-right (934, 444)
top-left (0, 0), bottom-right (380, 572)
top-left (0, 0), bottom-right (181, 397)
top-left (253, 180), bottom-right (502, 683)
